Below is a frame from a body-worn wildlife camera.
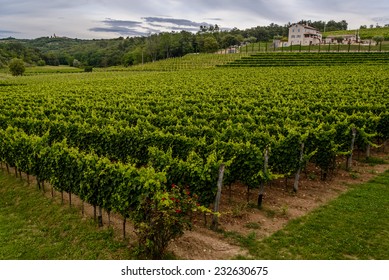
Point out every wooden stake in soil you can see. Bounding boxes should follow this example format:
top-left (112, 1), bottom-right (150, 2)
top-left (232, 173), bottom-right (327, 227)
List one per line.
top-left (211, 164), bottom-right (225, 231)
top-left (347, 127), bottom-right (357, 170)
top-left (366, 144), bottom-right (371, 160)
top-left (107, 211), bottom-right (111, 226)
top-left (294, 142), bottom-right (305, 193)
top-left (258, 146), bottom-right (269, 209)
top-left (93, 205), bottom-right (97, 222)
top-left (123, 217), bottom-right (127, 239)
top-left (98, 206), bottom-right (103, 227)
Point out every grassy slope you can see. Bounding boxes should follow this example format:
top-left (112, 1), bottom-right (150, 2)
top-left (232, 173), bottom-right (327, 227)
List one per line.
top-left (324, 27), bottom-right (389, 40)
top-left (0, 170), bottom-right (133, 260)
top-left (232, 170), bottom-right (389, 260)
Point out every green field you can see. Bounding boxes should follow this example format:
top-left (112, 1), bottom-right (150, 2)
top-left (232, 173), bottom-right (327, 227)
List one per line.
top-left (232, 170), bottom-right (389, 260)
top-left (0, 170), bottom-right (132, 260)
top-left (1, 52), bottom-right (389, 259)
top-left (324, 26), bottom-right (389, 40)
top-left (222, 52), bottom-right (389, 67)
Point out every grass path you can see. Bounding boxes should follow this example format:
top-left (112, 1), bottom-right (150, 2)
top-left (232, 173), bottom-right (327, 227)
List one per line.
top-left (0, 170), bottom-right (132, 260)
top-left (231, 170), bottom-right (389, 260)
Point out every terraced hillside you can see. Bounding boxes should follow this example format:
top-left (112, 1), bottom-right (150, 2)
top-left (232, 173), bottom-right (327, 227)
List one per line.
top-left (221, 52), bottom-right (389, 67)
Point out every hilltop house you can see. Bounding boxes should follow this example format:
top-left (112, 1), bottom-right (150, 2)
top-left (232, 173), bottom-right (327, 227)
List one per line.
top-left (288, 23), bottom-right (322, 46)
top-left (324, 34), bottom-right (360, 44)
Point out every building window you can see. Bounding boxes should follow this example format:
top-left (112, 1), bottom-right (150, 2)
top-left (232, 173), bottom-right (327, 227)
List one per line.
top-left (298, 29), bottom-right (300, 32)
top-left (291, 35), bottom-right (295, 38)
top-left (292, 29), bottom-right (295, 33)
top-left (297, 35), bottom-right (301, 38)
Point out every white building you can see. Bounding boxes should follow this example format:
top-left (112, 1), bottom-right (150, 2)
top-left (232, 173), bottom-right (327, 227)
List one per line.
top-left (324, 34), bottom-right (360, 44)
top-left (288, 23), bottom-right (322, 46)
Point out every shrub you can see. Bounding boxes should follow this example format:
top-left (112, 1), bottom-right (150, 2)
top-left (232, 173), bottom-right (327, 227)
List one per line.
top-left (84, 66), bottom-right (93, 72)
top-left (9, 58), bottom-right (25, 76)
top-left (372, 36), bottom-right (384, 45)
top-left (132, 184), bottom-right (208, 259)
top-left (72, 59), bottom-right (81, 68)
top-left (37, 60), bottom-right (46, 66)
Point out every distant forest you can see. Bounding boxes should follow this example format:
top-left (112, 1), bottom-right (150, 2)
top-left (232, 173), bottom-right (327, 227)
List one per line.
top-left (0, 19), bottom-right (377, 68)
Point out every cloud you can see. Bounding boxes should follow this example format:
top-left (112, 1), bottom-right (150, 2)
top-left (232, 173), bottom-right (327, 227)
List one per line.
top-left (169, 26), bottom-right (201, 32)
top-left (89, 16), bottom-right (216, 37)
top-left (0, 30), bottom-right (16, 34)
top-left (89, 27), bottom-right (148, 36)
top-left (142, 17), bottom-right (210, 28)
top-left (372, 16), bottom-right (389, 24)
top-left (1, 0), bottom-right (389, 38)
top-left (102, 18), bottom-right (143, 28)
top-left (204, 18), bottom-right (223, 21)
top-left (90, 18), bottom-right (149, 36)
top-left (0, 29), bottom-right (18, 38)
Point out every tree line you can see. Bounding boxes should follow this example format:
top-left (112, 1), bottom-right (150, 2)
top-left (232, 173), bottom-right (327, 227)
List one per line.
top-left (0, 19), bottom-right (352, 68)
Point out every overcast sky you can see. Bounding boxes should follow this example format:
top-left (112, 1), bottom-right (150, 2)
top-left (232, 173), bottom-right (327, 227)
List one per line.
top-left (1, 0), bottom-right (388, 39)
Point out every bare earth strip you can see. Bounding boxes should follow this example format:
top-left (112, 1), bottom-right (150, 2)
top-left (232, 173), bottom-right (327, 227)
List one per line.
top-left (170, 151), bottom-right (388, 260)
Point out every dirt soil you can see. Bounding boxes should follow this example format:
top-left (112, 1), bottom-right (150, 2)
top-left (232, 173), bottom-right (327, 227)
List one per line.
top-left (169, 150), bottom-right (388, 260)
top-left (3, 150), bottom-right (388, 260)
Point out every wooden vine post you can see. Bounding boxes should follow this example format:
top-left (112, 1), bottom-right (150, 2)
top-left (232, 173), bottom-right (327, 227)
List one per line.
top-left (123, 217), bottom-right (127, 239)
top-left (347, 127), bottom-right (357, 170)
top-left (366, 144), bottom-right (371, 160)
top-left (258, 146), bottom-right (269, 208)
top-left (98, 206), bottom-right (103, 227)
top-left (211, 164), bottom-right (225, 231)
top-left (293, 142), bottom-right (305, 193)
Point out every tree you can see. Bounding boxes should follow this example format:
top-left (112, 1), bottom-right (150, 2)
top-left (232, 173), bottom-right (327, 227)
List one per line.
top-left (37, 59), bottom-right (46, 66)
top-left (335, 36), bottom-right (344, 44)
top-left (372, 36), bottom-right (384, 46)
top-left (221, 34), bottom-right (240, 48)
top-left (202, 36), bottom-right (219, 53)
top-left (146, 34), bottom-right (160, 62)
top-left (8, 58), bottom-right (25, 76)
top-left (245, 36), bottom-right (257, 44)
top-left (72, 59), bottom-right (81, 67)
top-left (43, 51), bottom-right (59, 66)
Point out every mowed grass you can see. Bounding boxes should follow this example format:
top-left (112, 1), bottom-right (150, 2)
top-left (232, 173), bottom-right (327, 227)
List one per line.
top-left (232, 170), bottom-right (389, 260)
top-left (0, 170), bottom-right (133, 260)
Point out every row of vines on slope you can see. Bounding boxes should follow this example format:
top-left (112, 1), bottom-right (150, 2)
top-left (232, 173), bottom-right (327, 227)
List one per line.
top-left (0, 66), bottom-right (388, 256)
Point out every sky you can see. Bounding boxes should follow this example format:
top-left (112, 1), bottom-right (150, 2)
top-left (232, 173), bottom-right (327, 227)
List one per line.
top-left (1, 0), bottom-right (389, 39)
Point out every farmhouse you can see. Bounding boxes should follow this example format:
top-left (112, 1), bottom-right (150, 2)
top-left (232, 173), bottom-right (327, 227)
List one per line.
top-left (324, 34), bottom-right (360, 44)
top-left (288, 23), bottom-right (322, 46)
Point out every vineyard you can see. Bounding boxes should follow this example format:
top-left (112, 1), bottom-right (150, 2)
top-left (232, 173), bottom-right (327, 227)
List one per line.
top-left (1, 60), bottom-right (389, 258)
top-left (221, 52), bottom-right (389, 67)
